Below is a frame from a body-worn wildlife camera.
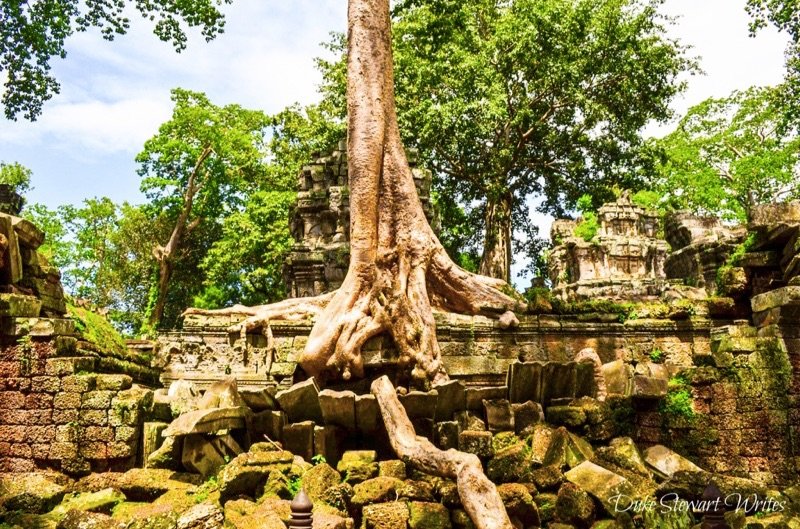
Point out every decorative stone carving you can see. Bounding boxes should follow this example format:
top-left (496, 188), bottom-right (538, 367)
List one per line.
top-left (548, 193), bottom-right (669, 300)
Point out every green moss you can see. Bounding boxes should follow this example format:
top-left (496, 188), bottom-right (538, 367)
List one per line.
top-left (573, 212), bottom-right (599, 242)
top-left (649, 348), bottom-right (664, 363)
top-left (552, 298), bottom-right (637, 321)
top-left (660, 376), bottom-right (695, 422)
top-left (68, 303), bottom-right (127, 357)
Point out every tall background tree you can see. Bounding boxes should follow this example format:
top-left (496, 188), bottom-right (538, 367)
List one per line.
top-left (318, 0), bottom-right (694, 282)
top-left (0, 0), bottom-right (231, 120)
top-left (652, 85), bottom-right (800, 222)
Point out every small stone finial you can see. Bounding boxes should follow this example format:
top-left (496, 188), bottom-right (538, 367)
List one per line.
top-left (289, 489), bottom-right (313, 528)
top-left (700, 482), bottom-right (730, 529)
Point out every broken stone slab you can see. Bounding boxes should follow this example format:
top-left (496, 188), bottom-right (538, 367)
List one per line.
top-left (167, 379), bottom-right (200, 417)
top-left (275, 378), bottom-right (323, 423)
top-left (602, 360), bottom-right (634, 396)
top-left (529, 423), bottom-right (555, 465)
top-left (508, 361), bottom-right (544, 403)
top-left (458, 430), bottom-right (494, 458)
top-left (218, 450), bottom-right (294, 503)
top-left (751, 285), bottom-right (800, 313)
top-left (433, 379), bottom-right (466, 421)
top-left (565, 461), bottom-right (635, 514)
top-left (355, 394), bottom-right (380, 434)
top-left (496, 483), bottom-right (540, 528)
top-left (11, 216), bottom-right (44, 249)
top-left (283, 421), bottom-right (315, 462)
top-left (606, 437), bottom-right (650, 477)
top-left (483, 399), bottom-right (515, 433)
top-left (543, 428), bottom-right (594, 469)
top-left (197, 377), bottom-right (247, 409)
top-left (49, 487), bottom-right (126, 518)
top-left (433, 421), bottom-right (460, 450)
top-left (182, 433), bottom-right (243, 477)
top-left (337, 450), bottom-right (379, 484)
top-left (643, 445), bottom-right (703, 479)
top-left (512, 401), bottom-right (544, 435)
top-left (546, 405), bottom-right (587, 428)
top-left (465, 386), bottom-right (508, 411)
top-left (632, 375), bottom-right (668, 399)
top-left (319, 389), bottom-right (356, 430)
top-left (142, 422), bottom-right (169, 467)
top-left (399, 389), bottom-right (438, 420)
top-left (0, 472), bottom-right (66, 513)
top-left (162, 406), bottom-right (249, 437)
top-left (146, 434), bottom-right (182, 470)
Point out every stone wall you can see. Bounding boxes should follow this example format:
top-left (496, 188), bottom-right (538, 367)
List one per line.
top-left (0, 338), bottom-right (153, 475)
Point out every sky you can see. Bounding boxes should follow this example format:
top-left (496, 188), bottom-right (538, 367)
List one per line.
top-left (0, 0), bottom-right (791, 286)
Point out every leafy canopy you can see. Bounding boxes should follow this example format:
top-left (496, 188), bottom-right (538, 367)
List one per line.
top-left (652, 85), bottom-right (800, 222)
top-left (0, 0), bottom-right (231, 120)
top-left (319, 0), bottom-right (694, 277)
top-left (0, 162), bottom-right (33, 195)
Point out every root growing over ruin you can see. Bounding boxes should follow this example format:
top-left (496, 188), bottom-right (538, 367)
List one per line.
top-left (183, 0), bottom-right (522, 384)
top-left (372, 376), bottom-right (514, 529)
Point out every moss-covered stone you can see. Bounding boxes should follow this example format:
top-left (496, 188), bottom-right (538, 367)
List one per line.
top-left (337, 450), bottom-right (378, 484)
top-left (378, 460), bottom-right (406, 480)
top-left (301, 462), bottom-right (341, 503)
top-left (361, 502), bottom-right (409, 529)
top-left (0, 472), bottom-right (66, 513)
top-left (486, 443), bottom-right (535, 483)
top-left (497, 483), bottom-right (540, 527)
top-left (408, 501), bottom-right (451, 529)
top-left (555, 483), bottom-right (595, 527)
top-left (397, 480), bottom-right (435, 502)
top-left (351, 476), bottom-right (403, 508)
top-left (534, 492), bottom-right (558, 524)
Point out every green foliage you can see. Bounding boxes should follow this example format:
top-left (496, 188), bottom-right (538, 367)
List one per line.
top-left (67, 303), bottom-right (128, 358)
top-left (320, 0), bottom-right (694, 274)
top-left (287, 475), bottom-right (302, 498)
top-left (572, 194), bottom-right (600, 242)
top-left (311, 454), bottom-right (327, 466)
top-left (746, 1), bottom-right (800, 127)
top-left (630, 190), bottom-right (663, 211)
top-left (0, 161), bottom-right (32, 195)
top-left (192, 475), bottom-right (219, 504)
top-left (660, 376), bottom-right (695, 422)
top-left (649, 348), bottom-right (664, 363)
top-left (0, 0), bottom-right (231, 120)
top-left (552, 298), bottom-right (637, 322)
top-left (652, 86), bottom-right (800, 222)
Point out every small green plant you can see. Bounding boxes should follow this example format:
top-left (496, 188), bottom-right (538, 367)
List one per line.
top-left (311, 454), bottom-right (327, 466)
top-left (649, 348), bottom-right (664, 363)
top-left (192, 475), bottom-right (219, 504)
top-left (660, 375), bottom-right (695, 421)
top-left (573, 194), bottom-right (600, 242)
top-left (287, 475), bottom-right (302, 497)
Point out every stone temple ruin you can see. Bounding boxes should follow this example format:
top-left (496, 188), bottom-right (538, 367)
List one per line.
top-left (0, 173), bottom-right (799, 528)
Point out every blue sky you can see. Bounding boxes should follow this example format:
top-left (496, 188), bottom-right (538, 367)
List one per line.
top-left (0, 0), bottom-right (790, 286)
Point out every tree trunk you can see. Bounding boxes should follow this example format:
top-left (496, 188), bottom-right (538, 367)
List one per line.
top-left (185, 0), bottom-right (522, 383)
top-left (148, 147), bottom-right (211, 328)
top-left (371, 376), bottom-right (514, 529)
top-left (479, 191), bottom-right (513, 283)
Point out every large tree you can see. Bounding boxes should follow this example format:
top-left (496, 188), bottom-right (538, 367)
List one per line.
top-left (189, 0), bottom-right (522, 384)
top-left (137, 89), bottom-right (271, 329)
top-left (317, 0), bottom-right (693, 281)
top-left (652, 85), bottom-right (800, 222)
top-left (746, 0), bottom-right (800, 126)
top-left (0, 0), bottom-right (230, 120)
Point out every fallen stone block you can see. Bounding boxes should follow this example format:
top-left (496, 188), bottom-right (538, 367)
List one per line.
top-left (276, 378), bottom-right (323, 423)
top-left (319, 389), bottom-right (356, 430)
top-left (163, 406), bottom-right (249, 437)
top-left (643, 445), bottom-right (703, 478)
top-left (565, 461), bottom-right (635, 514)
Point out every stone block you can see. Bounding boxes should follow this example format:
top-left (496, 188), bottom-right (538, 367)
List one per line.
top-left (642, 445), bottom-right (703, 478)
top-left (142, 422), bottom-right (168, 465)
top-left (632, 375), bottom-right (668, 399)
top-left (162, 406), bottom-right (248, 436)
top-left (251, 410), bottom-right (285, 442)
top-left (433, 421), bottom-right (459, 450)
top-left (319, 389), bottom-right (356, 430)
top-left (313, 424), bottom-right (341, 465)
top-left (465, 386), bottom-right (507, 411)
top-left (546, 406), bottom-right (586, 428)
top-left (400, 389), bottom-right (438, 420)
top-left (282, 420), bottom-right (315, 461)
top-left (0, 294), bottom-right (41, 317)
top-left (96, 375), bottom-right (132, 391)
top-left (483, 399), bottom-right (514, 433)
top-left (433, 379), bottom-right (466, 421)
top-left (508, 361), bottom-right (544, 403)
top-left (81, 390), bottom-right (115, 410)
top-left (30, 376), bottom-right (59, 393)
top-left (408, 501), bottom-right (451, 529)
top-left (275, 378), bottom-right (323, 423)
top-left (361, 502), bottom-right (409, 529)
top-left (355, 394), bottom-right (380, 434)
top-left (565, 461), bottom-right (635, 514)
top-left (458, 430), bottom-right (493, 458)
top-left (512, 401), bottom-right (544, 435)
top-left (182, 433), bottom-right (243, 477)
